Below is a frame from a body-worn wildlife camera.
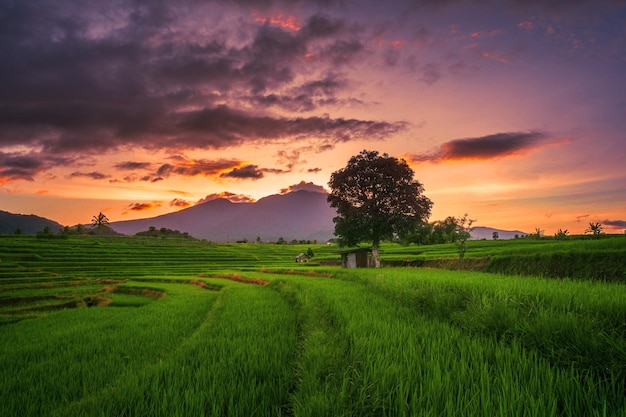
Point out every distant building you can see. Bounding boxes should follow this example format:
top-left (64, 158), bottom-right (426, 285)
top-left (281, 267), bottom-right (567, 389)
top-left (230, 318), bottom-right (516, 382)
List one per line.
top-left (296, 253), bottom-right (311, 263)
top-left (335, 247), bottom-right (372, 268)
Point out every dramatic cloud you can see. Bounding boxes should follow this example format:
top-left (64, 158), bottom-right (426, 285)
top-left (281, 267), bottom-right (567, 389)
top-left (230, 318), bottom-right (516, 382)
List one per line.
top-left (155, 157), bottom-right (242, 179)
top-left (280, 181), bottom-right (328, 194)
top-left (0, 2), bottom-right (402, 180)
top-left (171, 106), bottom-right (405, 150)
top-left (196, 192), bottom-right (256, 204)
top-left (0, 152), bottom-right (45, 182)
top-left (407, 131), bottom-right (568, 163)
top-left (0, 151), bottom-right (77, 183)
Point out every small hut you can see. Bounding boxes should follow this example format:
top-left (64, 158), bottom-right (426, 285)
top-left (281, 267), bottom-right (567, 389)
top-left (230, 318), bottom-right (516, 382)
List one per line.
top-left (296, 253), bottom-right (311, 263)
top-left (335, 247), bottom-right (372, 268)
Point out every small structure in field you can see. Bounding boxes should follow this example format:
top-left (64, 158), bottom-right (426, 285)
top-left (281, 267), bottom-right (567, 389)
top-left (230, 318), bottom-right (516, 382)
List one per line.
top-left (296, 253), bottom-right (311, 263)
top-left (335, 247), bottom-right (372, 268)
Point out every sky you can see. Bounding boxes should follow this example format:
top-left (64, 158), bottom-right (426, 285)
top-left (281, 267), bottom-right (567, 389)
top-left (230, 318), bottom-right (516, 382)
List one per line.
top-left (1, 0), bottom-right (625, 235)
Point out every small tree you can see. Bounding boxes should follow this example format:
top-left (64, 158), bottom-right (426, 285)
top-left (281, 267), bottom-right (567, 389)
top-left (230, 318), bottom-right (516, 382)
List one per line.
top-left (455, 214), bottom-right (475, 269)
top-left (328, 150), bottom-right (433, 268)
top-left (585, 222), bottom-right (604, 238)
top-left (554, 228), bottom-right (569, 240)
top-left (91, 212), bottom-right (110, 236)
top-left (492, 231), bottom-right (499, 240)
top-left (532, 227), bottom-right (544, 239)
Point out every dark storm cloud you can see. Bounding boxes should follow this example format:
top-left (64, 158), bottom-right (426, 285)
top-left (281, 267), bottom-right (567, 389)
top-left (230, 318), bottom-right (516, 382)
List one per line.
top-left (0, 1), bottom-right (397, 178)
top-left (172, 106), bottom-right (405, 149)
top-left (0, 153), bottom-right (45, 181)
top-left (0, 151), bottom-right (78, 182)
top-left (251, 74), bottom-right (350, 112)
top-left (408, 131), bottom-right (556, 163)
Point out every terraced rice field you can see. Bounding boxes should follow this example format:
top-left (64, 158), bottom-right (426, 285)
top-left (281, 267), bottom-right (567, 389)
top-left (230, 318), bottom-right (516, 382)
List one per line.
top-left (1, 236), bottom-right (626, 416)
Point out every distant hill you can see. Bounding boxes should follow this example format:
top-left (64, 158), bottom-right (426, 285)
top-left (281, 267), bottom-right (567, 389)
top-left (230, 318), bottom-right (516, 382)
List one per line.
top-left (471, 226), bottom-right (528, 240)
top-left (0, 210), bottom-right (64, 235)
top-left (110, 190), bottom-right (337, 242)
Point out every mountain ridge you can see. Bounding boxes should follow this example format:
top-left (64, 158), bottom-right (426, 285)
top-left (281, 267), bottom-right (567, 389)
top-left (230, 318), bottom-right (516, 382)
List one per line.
top-left (471, 226), bottom-right (528, 240)
top-left (110, 190), bottom-right (336, 242)
top-left (0, 210), bottom-right (65, 235)
top-left (2, 192), bottom-right (528, 241)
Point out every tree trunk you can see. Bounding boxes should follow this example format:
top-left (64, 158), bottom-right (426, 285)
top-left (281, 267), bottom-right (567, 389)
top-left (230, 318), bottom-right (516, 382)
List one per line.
top-left (372, 244), bottom-right (381, 268)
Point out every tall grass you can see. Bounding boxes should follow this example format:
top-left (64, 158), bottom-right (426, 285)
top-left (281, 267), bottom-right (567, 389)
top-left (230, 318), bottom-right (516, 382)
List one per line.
top-left (56, 282), bottom-right (297, 417)
top-left (0, 283), bottom-right (219, 417)
top-left (2, 236), bottom-right (626, 415)
top-left (267, 270), bottom-right (626, 416)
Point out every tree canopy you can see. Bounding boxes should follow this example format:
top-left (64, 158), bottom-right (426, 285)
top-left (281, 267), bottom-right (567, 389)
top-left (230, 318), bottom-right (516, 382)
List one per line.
top-left (328, 150), bottom-right (433, 267)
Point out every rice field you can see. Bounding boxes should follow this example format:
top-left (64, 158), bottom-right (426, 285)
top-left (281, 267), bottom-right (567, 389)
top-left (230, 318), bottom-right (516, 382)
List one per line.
top-left (1, 236), bottom-right (625, 416)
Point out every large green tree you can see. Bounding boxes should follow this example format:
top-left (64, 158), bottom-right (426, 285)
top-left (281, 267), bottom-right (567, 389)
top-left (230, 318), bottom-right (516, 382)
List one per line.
top-left (328, 150), bottom-right (433, 267)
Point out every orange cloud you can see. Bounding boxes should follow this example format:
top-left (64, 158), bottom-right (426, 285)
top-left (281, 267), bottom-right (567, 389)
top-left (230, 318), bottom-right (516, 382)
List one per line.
top-left (169, 198), bottom-right (191, 209)
top-left (196, 192), bottom-right (255, 204)
top-left (253, 12), bottom-right (301, 31)
top-left (280, 181), bottom-right (327, 194)
top-left (122, 201), bottom-right (162, 214)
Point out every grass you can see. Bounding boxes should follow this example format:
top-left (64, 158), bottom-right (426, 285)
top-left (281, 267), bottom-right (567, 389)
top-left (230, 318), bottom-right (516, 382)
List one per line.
top-left (1, 235), bottom-right (625, 416)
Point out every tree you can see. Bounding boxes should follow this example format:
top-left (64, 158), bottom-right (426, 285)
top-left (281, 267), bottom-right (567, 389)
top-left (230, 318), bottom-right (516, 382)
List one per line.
top-left (328, 150), bottom-right (433, 268)
top-left (431, 217), bottom-right (459, 244)
top-left (554, 228), bottom-right (569, 240)
top-left (91, 212), bottom-right (110, 236)
top-left (454, 214), bottom-right (475, 269)
top-left (492, 231), bottom-right (499, 240)
top-left (585, 222), bottom-right (604, 238)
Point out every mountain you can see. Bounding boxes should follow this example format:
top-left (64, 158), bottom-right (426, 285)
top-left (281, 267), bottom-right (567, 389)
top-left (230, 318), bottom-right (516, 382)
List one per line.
top-left (471, 226), bottom-right (528, 240)
top-left (0, 210), bottom-right (64, 235)
top-left (110, 190), bottom-right (337, 242)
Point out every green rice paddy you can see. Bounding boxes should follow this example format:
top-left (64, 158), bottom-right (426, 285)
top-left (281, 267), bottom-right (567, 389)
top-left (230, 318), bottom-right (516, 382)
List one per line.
top-left (1, 235), bottom-right (625, 416)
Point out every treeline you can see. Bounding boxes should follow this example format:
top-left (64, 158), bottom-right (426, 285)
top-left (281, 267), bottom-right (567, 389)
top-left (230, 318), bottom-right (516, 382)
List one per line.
top-left (402, 216), bottom-right (475, 245)
top-left (134, 226), bottom-right (192, 239)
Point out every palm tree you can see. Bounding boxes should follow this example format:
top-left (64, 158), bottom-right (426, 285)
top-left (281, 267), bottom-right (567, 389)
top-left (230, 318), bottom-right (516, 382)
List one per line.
top-left (585, 222), bottom-right (604, 238)
top-left (91, 212), bottom-right (110, 236)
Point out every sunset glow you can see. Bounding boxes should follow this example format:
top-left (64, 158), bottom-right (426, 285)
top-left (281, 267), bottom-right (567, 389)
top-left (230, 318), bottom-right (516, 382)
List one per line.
top-left (0, 0), bottom-right (624, 235)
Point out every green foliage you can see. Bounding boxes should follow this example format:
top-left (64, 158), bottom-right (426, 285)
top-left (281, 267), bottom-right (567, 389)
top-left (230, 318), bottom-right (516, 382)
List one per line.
top-left (328, 150), bottom-right (433, 249)
top-left (454, 213), bottom-right (475, 268)
top-left (134, 226), bottom-right (191, 238)
top-left (585, 222), bottom-right (604, 238)
top-left (1, 237), bottom-right (626, 415)
top-left (36, 226), bottom-right (68, 239)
